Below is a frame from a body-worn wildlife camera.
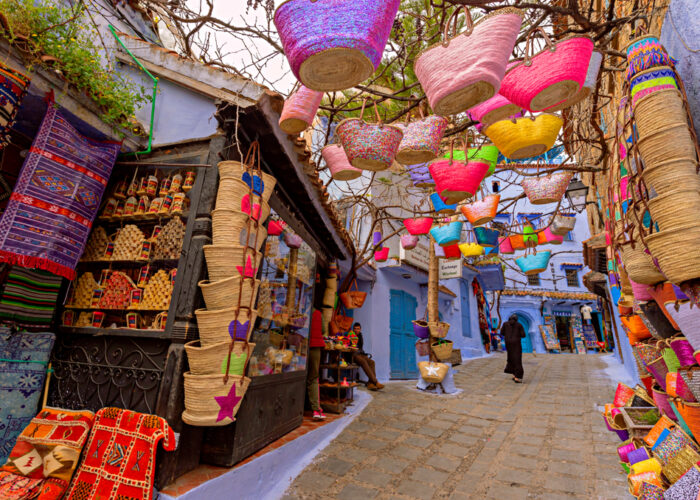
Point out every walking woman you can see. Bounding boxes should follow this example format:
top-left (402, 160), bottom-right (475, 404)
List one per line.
top-left (501, 315), bottom-right (526, 383)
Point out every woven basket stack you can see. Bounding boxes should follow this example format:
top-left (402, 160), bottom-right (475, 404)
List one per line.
top-left (183, 157), bottom-right (275, 427)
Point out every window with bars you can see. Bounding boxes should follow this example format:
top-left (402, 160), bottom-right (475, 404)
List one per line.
top-left (527, 274), bottom-right (541, 286)
top-left (565, 269), bottom-right (579, 287)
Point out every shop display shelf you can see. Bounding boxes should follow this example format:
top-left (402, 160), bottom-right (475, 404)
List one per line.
top-left (319, 382), bottom-right (360, 389)
top-left (64, 306), bottom-right (168, 312)
top-left (77, 258), bottom-right (180, 268)
top-left (97, 211), bottom-right (189, 224)
top-left (320, 364), bottom-right (359, 370)
top-left (58, 325), bottom-right (170, 339)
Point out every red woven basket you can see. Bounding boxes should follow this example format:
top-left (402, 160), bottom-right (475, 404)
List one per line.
top-left (429, 159), bottom-right (490, 205)
top-left (403, 217), bottom-right (433, 235)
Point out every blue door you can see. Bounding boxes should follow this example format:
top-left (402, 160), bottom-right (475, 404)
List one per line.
top-left (390, 290), bottom-right (418, 379)
top-left (460, 281), bottom-right (471, 337)
top-left (517, 314), bottom-right (533, 353)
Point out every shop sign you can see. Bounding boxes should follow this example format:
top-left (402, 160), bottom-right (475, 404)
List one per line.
top-left (400, 241), bottom-right (430, 271)
top-left (439, 260), bottom-right (462, 280)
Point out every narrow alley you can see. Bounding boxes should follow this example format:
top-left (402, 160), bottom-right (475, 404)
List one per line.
top-left (285, 354), bottom-right (627, 500)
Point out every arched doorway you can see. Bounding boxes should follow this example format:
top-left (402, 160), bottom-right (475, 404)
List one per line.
top-left (515, 313), bottom-right (533, 353)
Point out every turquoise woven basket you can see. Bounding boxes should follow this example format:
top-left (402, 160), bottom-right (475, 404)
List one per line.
top-left (430, 192), bottom-right (456, 214)
top-left (516, 250), bottom-right (551, 275)
top-left (430, 221), bottom-right (463, 247)
top-left (474, 227), bottom-right (500, 248)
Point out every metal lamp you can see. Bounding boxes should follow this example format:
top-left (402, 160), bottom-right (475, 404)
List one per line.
top-left (565, 177), bottom-right (590, 213)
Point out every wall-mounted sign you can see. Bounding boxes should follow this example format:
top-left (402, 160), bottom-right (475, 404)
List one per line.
top-left (439, 260), bottom-right (462, 280)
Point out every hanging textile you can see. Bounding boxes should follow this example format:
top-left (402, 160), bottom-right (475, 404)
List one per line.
top-left (0, 329), bottom-right (55, 462)
top-left (65, 408), bottom-right (175, 500)
top-left (0, 267), bottom-right (62, 329)
top-left (0, 104), bottom-right (121, 279)
top-left (0, 407), bottom-right (94, 500)
top-left (0, 62), bottom-right (31, 150)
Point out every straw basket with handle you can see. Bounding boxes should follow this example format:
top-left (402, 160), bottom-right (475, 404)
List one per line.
top-left (461, 194), bottom-right (500, 227)
top-left (395, 109), bottom-right (449, 165)
top-left (195, 307), bottom-right (257, 347)
top-left (499, 29), bottom-right (594, 112)
top-left (279, 85), bottom-right (323, 134)
top-left (274, 0), bottom-right (400, 91)
top-left (211, 209), bottom-right (267, 250)
top-left (217, 143), bottom-right (277, 203)
top-left (429, 152), bottom-right (490, 205)
top-left (429, 321), bottom-right (450, 339)
top-left (468, 94), bottom-right (522, 130)
top-left (418, 361), bottom-right (448, 383)
top-left (516, 249), bottom-right (551, 276)
top-left (546, 50), bottom-right (603, 112)
top-left (484, 114), bottom-right (562, 160)
top-left (198, 277), bottom-right (260, 311)
top-left (185, 340), bottom-right (256, 376)
top-left (414, 7), bottom-right (523, 116)
top-left (625, 33), bottom-right (675, 81)
top-left (339, 279), bottom-right (367, 309)
top-left (431, 339), bottom-right (454, 361)
top-left (203, 245), bottom-right (263, 282)
top-left (550, 214), bottom-right (576, 236)
top-left (322, 144), bottom-right (362, 181)
top-left (521, 171), bottom-right (574, 205)
top-left (335, 99), bottom-right (403, 172)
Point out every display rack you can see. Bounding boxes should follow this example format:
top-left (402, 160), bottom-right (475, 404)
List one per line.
top-left (320, 348), bottom-right (359, 414)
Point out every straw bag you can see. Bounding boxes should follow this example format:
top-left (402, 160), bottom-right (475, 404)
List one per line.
top-left (625, 34), bottom-right (675, 81)
top-left (182, 373), bottom-right (251, 426)
top-left (442, 143), bottom-right (501, 174)
top-left (329, 305), bottom-right (353, 335)
top-left (539, 227), bottom-right (563, 245)
top-left (645, 225), bottom-right (700, 285)
top-left (217, 142), bottom-right (277, 202)
top-left (629, 471), bottom-right (663, 496)
top-left (212, 210), bottom-right (267, 250)
top-left (459, 242), bottom-right (484, 258)
top-left (441, 243), bottom-right (461, 261)
top-left (499, 30), bottom-right (594, 112)
top-left (431, 339), bottom-right (453, 361)
top-left (401, 234), bottom-right (419, 250)
top-left (395, 112), bottom-right (449, 165)
top-left (199, 277), bottom-right (260, 311)
top-left (499, 237), bottom-right (514, 254)
top-left (322, 144), bottom-right (362, 181)
top-left (274, 0), bottom-right (400, 91)
top-left (430, 192), bottom-right (457, 215)
top-left (666, 303), bottom-right (700, 345)
top-left (474, 227), bottom-right (499, 248)
top-left (216, 178), bottom-right (270, 222)
top-left (664, 464), bottom-right (700, 499)
top-left (547, 50), bottom-right (603, 112)
top-left (484, 114), bottom-right (562, 160)
top-left (335, 100), bottom-right (403, 172)
top-left (413, 317), bottom-right (430, 339)
top-left (279, 85), bottom-right (323, 134)
top-left (679, 366), bottom-right (700, 403)
top-left (516, 250), bottom-right (551, 276)
top-left (614, 383), bottom-right (636, 407)
top-left (647, 354), bottom-right (670, 391)
top-left (461, 194), bottom-right (500, 226)
top-left (652, 385), bottom-right (677, 420)
top-left (430, 221), bottom-right (463, 247)
top-left (414, 7), bottom-right (523, 116)
top-left (630, 66), bottom-right (678, 108)
top-left (635, 89), bottom-right (692, 148)
top-left (416, 340), bottom-right (430, 357)
top-left (403, 217), bottom-right (433, 236)
top-left (195, 307), bottom-right (257, 347)
top-left (550, 214), bottom-right (576, 235)
top-left (429, 140), bottom-right (490, 204)
top-left (619, 243), bottom-right (665, 285)
top-left (339, 280), bottom-right (366, 309)
top-left (641, 302), bottom-right (679, 339)
top-left (407, 163), bottom-right (434, 188)
top-left (429, 321), bottom-right (450, 339)
top-left (185, 340), bottom-right (255, 376)
top-left (418, 361), bottom-right (448, 384)
top-left (644, 415), bottom-right (675, 446)
top-left (670, 337), bottom-right (696, 367)
top-left (468, 94), bottom-right (522, 129)
top-left (521, 171), bottom-right (574, 205)
top-left (647, 187), bottom-right (700, 234)
top-left (374, 247), bottom-right (389, 262)
top-left (203, 245), bottom-right (262, 282)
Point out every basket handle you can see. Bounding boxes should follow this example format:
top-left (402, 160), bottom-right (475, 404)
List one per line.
top-left (359, 98), bottom-right (384, 125)
top-left (524, 28), bottom-right (555, 66)
top-left (442, 6), bottom-right (474, 47)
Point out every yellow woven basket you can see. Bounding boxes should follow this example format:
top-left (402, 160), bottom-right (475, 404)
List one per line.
top-left (483, 114), bottom-right (562, 160)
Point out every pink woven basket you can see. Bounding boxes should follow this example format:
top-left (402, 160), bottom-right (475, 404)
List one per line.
top-left (541, 227), bottom-right (563, 245)
top-left (335, 101), bottom-right (403, 172)
top-left (274, 0), bottom-right (400, 91)
top-left (521, 171), bottom-right (574, 205)
top-left (547, 50), bottom-right (603, 112)
top-left (468, 94), bottom-right (523, 129)
top-left (401, 234), bottom-right (419, 250)
top-left (414, 7), bottom-right (523, 116)
top-left (403, 217), bottom-right (433, 236)
top-left (322, 144), bottom-right (362, 181)
top-left (279, 85), bottom-right (323, 134)
top-left (499, 30), bottom-right (594, 112)
top-left (429, 159), bottom-right (490, 205)
top-left (460, 194), bottom-right (500, 226)
top-left (631, 280), bottom-right (654, 302)
top-left (395, 115), bottom-right (449, 165)
top-left (499, 236), bottom-right (515, 254)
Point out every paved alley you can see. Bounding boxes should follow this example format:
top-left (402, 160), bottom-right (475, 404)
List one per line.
top-left (284, 353), bottom-right (627, 500)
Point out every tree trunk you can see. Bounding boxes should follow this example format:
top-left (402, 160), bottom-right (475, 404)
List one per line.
top-left (428, 237), bottom-right (439, 323)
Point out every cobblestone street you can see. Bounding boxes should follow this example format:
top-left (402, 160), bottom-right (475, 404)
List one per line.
top-left (284, 353), bottom-right (627, 500)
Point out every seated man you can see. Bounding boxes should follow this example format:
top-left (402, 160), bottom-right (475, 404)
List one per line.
top-left (351, 322), bottom-right (384, 391)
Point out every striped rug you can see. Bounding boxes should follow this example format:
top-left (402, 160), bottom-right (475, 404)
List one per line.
top-left (0, 267), bottom-right (62, 328)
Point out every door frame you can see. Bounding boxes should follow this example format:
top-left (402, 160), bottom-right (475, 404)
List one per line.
top-left (514, 313), bottom-right (533, 353)
top-left (389, 289), bottom-right (418, 379)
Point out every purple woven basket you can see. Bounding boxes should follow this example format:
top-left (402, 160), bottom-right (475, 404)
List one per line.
top-left (407, 163), bottom-right (435, 188)
top-left (274, 0), bottom-right (401, 91)
top-left (647, 356), bottom-right (669, 391)
top-left (413, 320), bottom-right (430, 339)
top-left (652, 385), bottom-right (677, 421)
top-left (627, 446), bottom-right (650, 465)
top-left (671, 337), bottom-right (696, 367)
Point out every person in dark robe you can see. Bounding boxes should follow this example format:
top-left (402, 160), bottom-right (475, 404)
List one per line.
top-left (501, 314), bottom-right (526, 383)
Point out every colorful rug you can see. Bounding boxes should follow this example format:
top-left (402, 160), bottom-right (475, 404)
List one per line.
top-left (0, 267), bottom-right (62, 329)
top-left (0, 62), bottom-right (31, 150)
top-left (65, 407), bottom-right (175, 500)
top-left (0, 328), bottom-right (55, 463)
top-left (0, 104), bottom-right (121, 279)
top-left (0, 407), bottom-right (94, 500)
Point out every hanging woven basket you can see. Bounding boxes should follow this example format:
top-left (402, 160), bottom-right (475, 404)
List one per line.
top-left (636, 123), bottom-right (697, 173)
top-left (430, 192), bottom-right (457, 215)
top-left (521, 171), bottom-right (574, 205)
top-left (635, 89), bottom-right (689, 143)
top-left (540, 227), bottom-right (563, 245)
top-left (630, 66), bottom-right (678, 109)
top-left (395, 115), bottom-right (449, 165)
top-left (641, 158), bottom-right (700, 196)
top-left (442, 243), bottom-right (462, 260)
top-left (619, 243), bottom-right (665, 286)
top-left (203, 245), bottom-right (263, 282)
top-left (322, 144), bottom-right (362, 181)
top-left (407, 163), bottom-right (435, 188)
top-left (401, 234), bottom-right (419, 250)
top-left (516, 250), bottom-right (551, 275)
top-left (499, 236), bottom-right (515, 254)
top-left (625, 34), bottom-right (675, 82)
top-left (431, 339), bottom-right (454, 361)
top-left (647, 187), bottom-right (700, 234)
top-left (199, 277), bottom-right (260, 311)
top-left (461, 194), bottom-right (500, 226)
top-left (183, 373), bottom-right (251, 426)
top-left (414, 7), bottom-right (523, 116)
top-left (550, 214), bottom-right (576, 236)
top-left (484, 114), bottom-right (562, 160)
top-left (403, 217), bottom-right (433, 235)
top-left (429, 159), bottom-right (490, 205)
top-left (546, 50), bottom-right (603, 112)
top-left (274, 0), bottom-right (401, 91)
top-left (430, 221), bottom-right (463, 247)
top-left (468, 94), bottom-right (522, 129)
top-left (335, 101), bottom-right (403, 171)
top-left (474, 227), bottom-right (499, 248)
top-left (212, 210), bottom-right (268, 250)
top-left (646, 225), bottom-right (700, 285)
top-left (459, 242), bottom-right (484, 257)
top-left (218, 144), bottom-right (277, 202)
top-left (374, 247), bottom-right (390, 262)
top-left (185, 340), bottom-right (255, 376)
top-left (499, 30), bottom-right (594, 112)
top-left (429, 321), bottom-right (450, 339)
top-left (279, 85), bottom-right (323, 134)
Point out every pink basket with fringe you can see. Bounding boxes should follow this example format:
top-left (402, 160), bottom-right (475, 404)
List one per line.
top-left (468, 94), bottom-right (523, 128)
top-left (335, 118), bottom-right (403, 172)
top-left (274, 0), bottom-right (400, 91)
top-left (414, 7), bottom-right (523, 116)
top-left (395, 116), bottom-right (449, 165)
top-left (322, 144), bottom-right (362, 181)
top-left (499, 31), bottom-right (594, 112)
top-left (279, 85), bottom-right (323, 134)
top-left (401, 234), bottom-right (419, 250)
top-left (429, 159), bottom-right (490, 205)
top-left (521, 172), bottom-right (574, 205)
top-left (403, 217), bottom-right (433, 236)
top-left (460, 194), bottom-right (500, 226)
